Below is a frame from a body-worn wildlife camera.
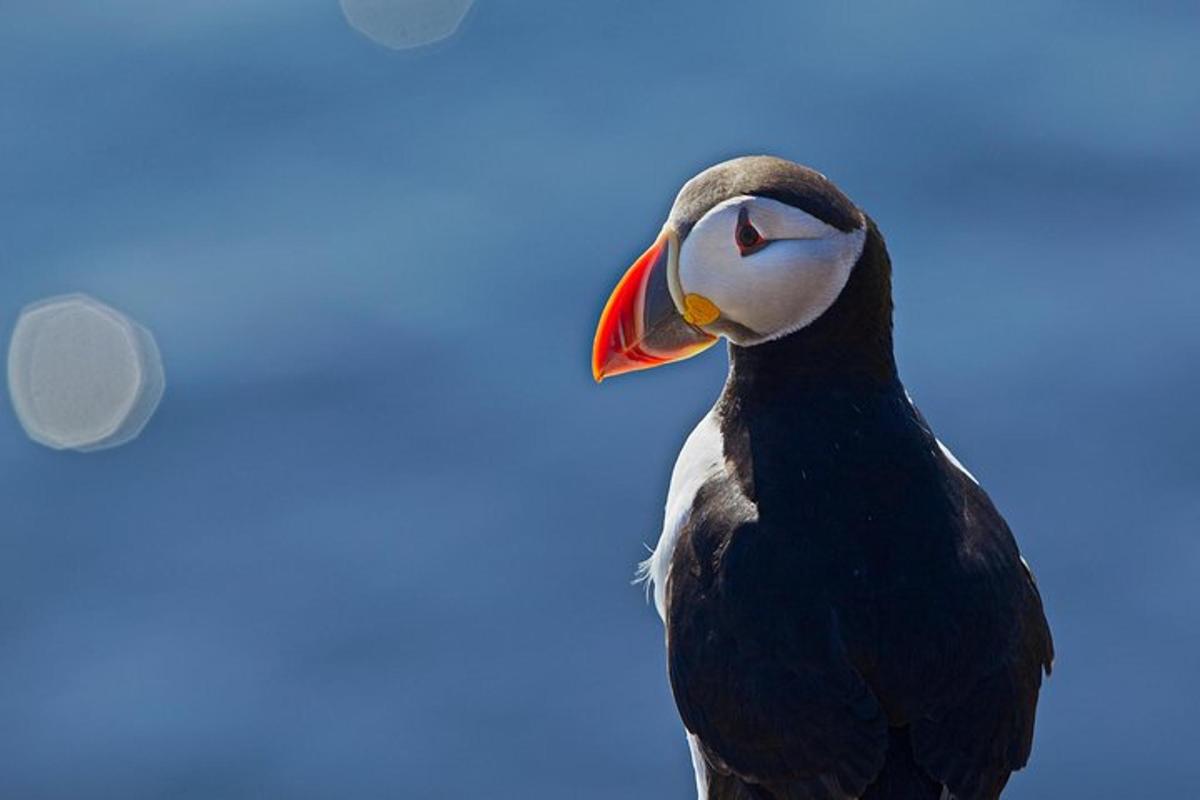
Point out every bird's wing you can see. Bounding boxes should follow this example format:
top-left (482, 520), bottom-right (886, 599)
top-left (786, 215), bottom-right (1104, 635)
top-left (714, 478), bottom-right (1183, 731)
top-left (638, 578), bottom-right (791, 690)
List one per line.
top-left (907, 468), bottom-right (1055, 800)
top-left (665, 480), bottom-right (890, 799)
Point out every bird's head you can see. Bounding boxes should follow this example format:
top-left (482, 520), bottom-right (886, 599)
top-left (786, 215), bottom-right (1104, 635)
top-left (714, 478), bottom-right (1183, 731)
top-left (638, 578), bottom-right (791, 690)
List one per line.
top-left (592, 156), bottom-right (882, 382)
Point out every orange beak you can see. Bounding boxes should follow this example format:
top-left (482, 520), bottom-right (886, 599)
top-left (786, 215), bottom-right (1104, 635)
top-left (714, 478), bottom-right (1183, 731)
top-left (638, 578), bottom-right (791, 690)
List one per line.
top-left (591, 227), bottom-right (717, 382)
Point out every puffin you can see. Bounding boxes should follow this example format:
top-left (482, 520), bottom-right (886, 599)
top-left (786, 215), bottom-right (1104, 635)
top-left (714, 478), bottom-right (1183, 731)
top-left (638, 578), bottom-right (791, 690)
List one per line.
top-left (591, 156), bottom-right (1053, 800)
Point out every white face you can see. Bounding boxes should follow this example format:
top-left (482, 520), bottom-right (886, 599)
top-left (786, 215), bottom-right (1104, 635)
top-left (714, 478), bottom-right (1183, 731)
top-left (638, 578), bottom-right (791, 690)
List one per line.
top-left (673, 195), bottom-right (866, 346)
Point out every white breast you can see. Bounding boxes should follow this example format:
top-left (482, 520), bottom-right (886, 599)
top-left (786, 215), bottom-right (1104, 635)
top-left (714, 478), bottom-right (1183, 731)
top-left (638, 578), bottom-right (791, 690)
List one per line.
top-left (639, 410), bottom-right (727, 621)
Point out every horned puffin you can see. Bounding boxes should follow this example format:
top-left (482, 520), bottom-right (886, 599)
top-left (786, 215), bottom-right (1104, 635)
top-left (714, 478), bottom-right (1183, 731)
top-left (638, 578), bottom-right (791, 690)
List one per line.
top-left (591, 156), bottom-right (1053, 800)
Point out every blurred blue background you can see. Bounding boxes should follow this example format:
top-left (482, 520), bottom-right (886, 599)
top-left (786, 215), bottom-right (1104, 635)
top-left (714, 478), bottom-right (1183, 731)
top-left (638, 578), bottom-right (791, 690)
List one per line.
top-left (1, 1), bottom-right (1197, 797)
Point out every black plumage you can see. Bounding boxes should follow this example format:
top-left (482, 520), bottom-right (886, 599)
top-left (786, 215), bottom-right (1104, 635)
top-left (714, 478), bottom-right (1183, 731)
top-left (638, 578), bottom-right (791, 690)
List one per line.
top-left (656, 159), bottom-right (1053, 800)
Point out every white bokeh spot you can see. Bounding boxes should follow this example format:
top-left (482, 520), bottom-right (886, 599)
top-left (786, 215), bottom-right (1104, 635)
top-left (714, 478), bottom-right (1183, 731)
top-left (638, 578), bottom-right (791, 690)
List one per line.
top-left (8, 294), bottom-right (165, 453)
top-left (340, 0), bottom-right (474, 49)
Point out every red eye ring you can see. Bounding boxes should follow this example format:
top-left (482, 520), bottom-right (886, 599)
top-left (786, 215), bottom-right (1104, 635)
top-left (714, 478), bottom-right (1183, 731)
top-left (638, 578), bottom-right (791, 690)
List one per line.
top-left (736, 207), bottom-right (768, 256)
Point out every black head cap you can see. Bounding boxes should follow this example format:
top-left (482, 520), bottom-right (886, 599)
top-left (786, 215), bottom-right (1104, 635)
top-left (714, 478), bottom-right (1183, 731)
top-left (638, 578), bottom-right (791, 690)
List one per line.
top-left (668, 156), bottom-right (864, 240)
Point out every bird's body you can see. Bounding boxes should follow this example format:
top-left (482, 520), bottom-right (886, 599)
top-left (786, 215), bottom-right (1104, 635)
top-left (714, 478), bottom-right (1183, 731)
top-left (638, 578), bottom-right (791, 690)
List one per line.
top-left (593, 157), bottom-right (1052, 800)
top-left (656, 366), bottom-right (1051, 800)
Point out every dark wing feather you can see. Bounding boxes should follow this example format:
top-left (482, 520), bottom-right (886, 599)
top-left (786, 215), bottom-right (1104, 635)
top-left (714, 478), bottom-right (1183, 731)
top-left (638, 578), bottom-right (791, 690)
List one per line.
top-left (666, 479), bottom-right (889, 799)
top-left (907, 465), bottom-right (1055, 800)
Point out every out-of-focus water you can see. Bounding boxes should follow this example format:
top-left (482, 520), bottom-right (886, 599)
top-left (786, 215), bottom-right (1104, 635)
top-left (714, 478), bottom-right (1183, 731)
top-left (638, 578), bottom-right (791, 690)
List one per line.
top-left (1, 2), bottom-right (1196, 797)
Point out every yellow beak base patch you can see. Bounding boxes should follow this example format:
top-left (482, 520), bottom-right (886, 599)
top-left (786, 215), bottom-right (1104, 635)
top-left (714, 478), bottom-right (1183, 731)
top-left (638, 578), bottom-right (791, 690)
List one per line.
top-left (682, 293), bottom-right (721, 327)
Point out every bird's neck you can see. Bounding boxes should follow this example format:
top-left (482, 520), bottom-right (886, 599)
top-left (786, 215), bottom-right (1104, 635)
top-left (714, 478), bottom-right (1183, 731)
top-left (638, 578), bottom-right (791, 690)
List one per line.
top-left (716, 366), bottom-right (922, 531)
top-left (724, 332), bottom-right (897, 399)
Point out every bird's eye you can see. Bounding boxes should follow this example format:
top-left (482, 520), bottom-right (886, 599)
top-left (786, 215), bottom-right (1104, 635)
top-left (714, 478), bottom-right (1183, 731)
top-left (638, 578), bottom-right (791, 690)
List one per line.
top-left (735, 208), bottom-right (767, 256)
